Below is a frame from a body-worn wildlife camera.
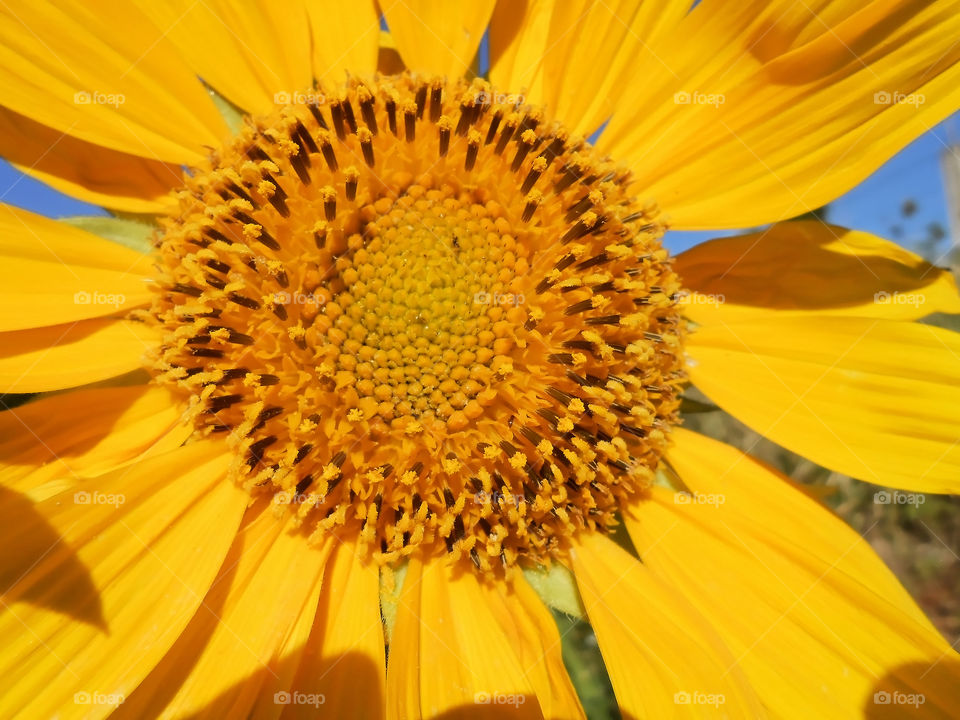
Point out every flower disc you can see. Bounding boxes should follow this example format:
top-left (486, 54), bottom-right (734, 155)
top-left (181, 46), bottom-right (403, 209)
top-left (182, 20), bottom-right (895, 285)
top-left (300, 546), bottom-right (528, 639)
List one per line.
top-left (146, 73), bottom-right (685, 571)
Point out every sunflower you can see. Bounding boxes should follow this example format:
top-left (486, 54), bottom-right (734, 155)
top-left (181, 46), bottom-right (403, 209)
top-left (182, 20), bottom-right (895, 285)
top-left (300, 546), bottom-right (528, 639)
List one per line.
top-left (2, 0), bottom-right (960, 718)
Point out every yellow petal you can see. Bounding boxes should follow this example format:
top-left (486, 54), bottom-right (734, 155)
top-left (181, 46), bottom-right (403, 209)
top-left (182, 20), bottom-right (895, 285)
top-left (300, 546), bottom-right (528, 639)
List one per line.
top-left (281, 536), bottom-right (385, 720)
top-left (624, 429), bottom-right (960, 718)
top-left (686, 315), bottom-right (960, 492)
top-left (135, 0), bottom-right (313, 117)
top-left (599, 0), bottom-right (960, 228)
top-left (1, 204), bottom-right (154, 276)
top-left (495, 577), bottom-right (586, 720)
top-left (0, 383), bottom-right (188, 495)
top-left (0, 107), bottom-right (179, 214)
top-left (0, 205), bottom-right (155, 331)
top-left (490, 0), bottom-right (687, 136)
top-left (0, 318), bottom-right (158, 393)
top-left (382, 0), bottom-right (495, 77)
top-left (0, 442), bottom-right (245, 719)
top-left (0, 0), bottom-right (227, 165)
top-left (113, 506), bottom-right (330, 719)
top-left (386, 558), bottom-right (542, 719)
top-left (570, 531), bottom-right (764, 718)
top-left (677, 222), bottom-right (960, 324)
top-left (490, 0), bottom-right (561, 109)
top-left (308, 0), bottom-right (381, 83)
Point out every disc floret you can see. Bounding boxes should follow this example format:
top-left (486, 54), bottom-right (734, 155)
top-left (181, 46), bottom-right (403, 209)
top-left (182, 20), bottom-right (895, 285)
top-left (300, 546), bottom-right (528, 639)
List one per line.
top-left (146, 73), bottom-right (685, 572)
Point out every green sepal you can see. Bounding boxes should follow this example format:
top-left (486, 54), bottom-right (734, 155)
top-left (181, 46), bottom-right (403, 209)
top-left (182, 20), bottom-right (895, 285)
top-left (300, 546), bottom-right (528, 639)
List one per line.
top-left (379, 561), bottom-right (408, 646)
top-left (523, 562), bottom-right (585, 618)
top-left (208, 86), bottom-right (245, 134)
top-left (61, 215), bottom-right (156, 254)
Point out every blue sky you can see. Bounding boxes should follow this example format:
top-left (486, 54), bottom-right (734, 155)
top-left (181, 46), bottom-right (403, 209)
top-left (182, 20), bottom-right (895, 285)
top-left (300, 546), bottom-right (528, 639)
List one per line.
top-left (2, 111), bottom-right (958, 260)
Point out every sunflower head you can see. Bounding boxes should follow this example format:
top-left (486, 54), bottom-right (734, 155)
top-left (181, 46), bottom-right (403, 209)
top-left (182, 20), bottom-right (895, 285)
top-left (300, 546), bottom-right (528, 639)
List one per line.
top-left (145, 72), bottom-right (686, 572)
top-left (5, 2), bottom-right (960, 718)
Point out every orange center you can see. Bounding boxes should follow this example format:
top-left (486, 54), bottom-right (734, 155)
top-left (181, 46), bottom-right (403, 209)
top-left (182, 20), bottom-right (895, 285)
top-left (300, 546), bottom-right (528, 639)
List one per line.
top-left (145, 73), bottom-right (685, 572)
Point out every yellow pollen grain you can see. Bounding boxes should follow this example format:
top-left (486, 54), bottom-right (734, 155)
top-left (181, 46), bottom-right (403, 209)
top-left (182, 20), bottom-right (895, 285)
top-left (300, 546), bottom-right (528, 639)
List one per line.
top-left (146, 72), bottom-right (684, 575)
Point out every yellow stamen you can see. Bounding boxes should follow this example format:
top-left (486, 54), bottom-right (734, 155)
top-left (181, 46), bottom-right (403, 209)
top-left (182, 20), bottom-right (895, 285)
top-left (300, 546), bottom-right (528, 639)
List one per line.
top-left (146, 73), bottom-right (685, 573)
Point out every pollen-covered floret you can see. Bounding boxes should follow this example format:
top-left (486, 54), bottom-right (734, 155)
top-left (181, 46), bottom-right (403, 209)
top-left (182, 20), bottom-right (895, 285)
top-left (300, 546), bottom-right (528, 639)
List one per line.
top-left (144, 73), bottom-right (685, 573)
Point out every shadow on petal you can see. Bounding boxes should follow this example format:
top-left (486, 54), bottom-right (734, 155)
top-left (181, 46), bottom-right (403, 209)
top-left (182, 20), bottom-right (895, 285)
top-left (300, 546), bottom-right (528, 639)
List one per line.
top-left (675, 223), bottom-right (955, 313)
top-left (0, 486), bottom-right (104, 628)
top-left (865, 659), bottom-right (960, 718)
top-left (160, 651), bottom-right (383, 720)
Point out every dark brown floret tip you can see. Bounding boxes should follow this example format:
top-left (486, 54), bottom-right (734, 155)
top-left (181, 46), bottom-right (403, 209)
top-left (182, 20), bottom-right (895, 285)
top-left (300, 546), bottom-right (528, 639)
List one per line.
top-left (145, 73), bottom-right (684, 574)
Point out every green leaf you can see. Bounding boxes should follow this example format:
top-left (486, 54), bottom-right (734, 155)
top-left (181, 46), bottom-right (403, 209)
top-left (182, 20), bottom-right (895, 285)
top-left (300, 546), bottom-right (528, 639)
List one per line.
top-left (61, 215), bottom-right (156, 254)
